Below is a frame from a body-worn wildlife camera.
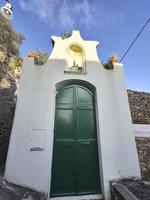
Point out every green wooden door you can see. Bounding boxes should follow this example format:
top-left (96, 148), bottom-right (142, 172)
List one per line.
top-left (50, 85), bottom-right (101, 197)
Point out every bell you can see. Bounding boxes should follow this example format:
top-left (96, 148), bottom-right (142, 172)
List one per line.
top-left (0, 2), bottom-right (13, 20)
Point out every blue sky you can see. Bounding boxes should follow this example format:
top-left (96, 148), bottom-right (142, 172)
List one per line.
top-left (1, 0), bottom-right (149, 92)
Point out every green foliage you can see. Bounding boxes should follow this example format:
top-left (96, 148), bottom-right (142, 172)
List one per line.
top-left (61, 31), bottom-right (71, 39)
top-left (102, 62), bottom-right (114, 70)
top-left (0, 13), bottom-right (25, 83)
top-left (0, 13), bottom-right (25, 57)
top-left (34, 50), bottom-right (49, 66)
top-left (9, 57), bottom-right (23, 71)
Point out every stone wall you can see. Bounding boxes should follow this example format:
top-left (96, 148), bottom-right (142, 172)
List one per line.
top-left (128, 90), bottom-right (150, 124)
top-left (0, 45), bottom-right (19, 168)
top-left (128, 90), bottom-right (150, 180)
top-left (0, 78), bottom-right (16, 137)
top-left (0, 134), bottom-right (9, 171)
top-left (135, 137), bottom-right (150, 180)
top-left (0, 76), bottom-right (16, 169)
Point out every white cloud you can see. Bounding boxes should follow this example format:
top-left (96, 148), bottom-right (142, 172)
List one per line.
top-left (19, 0), bottom-right (97, 29)
top-left (19, 0), bottom-right (59, 23)
top-left (57, 0), bottom-right (74, 30)
top-left (19, 0), bottom-right (124, 30)
top-left (74, 0), bottom-right (95, 25)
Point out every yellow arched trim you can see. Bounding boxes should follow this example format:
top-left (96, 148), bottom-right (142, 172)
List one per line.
top-left (69, 44), bottom-right (83, 53)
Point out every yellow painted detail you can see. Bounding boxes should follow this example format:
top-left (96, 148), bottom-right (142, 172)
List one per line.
top-left (68, 44), bottom-right (84, 69)
top-left (70, 44), bottom-right (83, 53)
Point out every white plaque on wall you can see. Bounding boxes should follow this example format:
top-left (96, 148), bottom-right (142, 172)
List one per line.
top-left (133, 124), bottom-right (150, 137)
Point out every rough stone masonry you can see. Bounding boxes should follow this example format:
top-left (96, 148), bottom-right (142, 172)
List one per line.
top-left (128, 90), bottom-right (150, 180)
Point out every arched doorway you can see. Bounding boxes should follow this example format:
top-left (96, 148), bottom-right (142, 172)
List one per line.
top-left (50, 84), bottom-right (101, 197)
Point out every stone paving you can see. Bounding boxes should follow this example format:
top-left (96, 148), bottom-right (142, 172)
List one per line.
top-left (122, 179), bottom-right (150, 200)
top-left (0, 172), bottom-right (48, 200)
top-left (111, 178), bottom-right (150, 200)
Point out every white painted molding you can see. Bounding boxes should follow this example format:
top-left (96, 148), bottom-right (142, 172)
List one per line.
top-left (49, 30), bottom-right (100, 62)
top-left (113, 63), bottom-right (123, 68)
top-left (133, 124), bottom-right (150, 137)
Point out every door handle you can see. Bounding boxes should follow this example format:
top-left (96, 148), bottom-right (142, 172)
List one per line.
top-left (81, 141), bottom-right (90, 145)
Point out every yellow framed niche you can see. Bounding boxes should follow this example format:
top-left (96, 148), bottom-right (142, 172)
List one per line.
top-left (66, 43), bottom-right (86, 73)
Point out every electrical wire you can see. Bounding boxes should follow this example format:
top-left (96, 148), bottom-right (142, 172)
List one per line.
top-left (120, 17), bottom-right (150, 62)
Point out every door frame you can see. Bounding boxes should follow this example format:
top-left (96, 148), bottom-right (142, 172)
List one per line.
top-left (50, 79), bottom-right (104, 197)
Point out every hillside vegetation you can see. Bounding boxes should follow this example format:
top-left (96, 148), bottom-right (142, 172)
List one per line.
top-left (0, 13), bottom-right (24, 137)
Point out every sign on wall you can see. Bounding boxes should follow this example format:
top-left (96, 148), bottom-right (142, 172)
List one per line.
top-left (133, 124), bottom-right (150, 137)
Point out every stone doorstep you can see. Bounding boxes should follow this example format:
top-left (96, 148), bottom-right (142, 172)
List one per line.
top-left (113, 183), bottom-right (140, 200)
top-left (49, 194), bottom-right (103, 200)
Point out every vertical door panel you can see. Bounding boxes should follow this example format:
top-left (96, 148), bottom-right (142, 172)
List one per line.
top-left (51, 86), bottom-right (76, 197)
top-left (50, 143), bottom-right (76, 196)
top-left (77, 109), bottom-right (95, 140)
top-left (77, 87), bottom-right (93, 105)
top-left (76, 85), bottom-right (101, 194)
top-left (77, 143), bottom-right (101, 194)
top-left (57, 87), bottom-right (74, 104)
top-left (55, 109), bottom-right (74, 139)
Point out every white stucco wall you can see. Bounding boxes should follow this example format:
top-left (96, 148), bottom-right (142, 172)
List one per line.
top-left (4, 57), bottom-right (141, 200)
top-left (50, 31), bottom-right (99, 62)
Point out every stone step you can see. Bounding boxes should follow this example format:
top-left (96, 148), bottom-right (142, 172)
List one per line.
top-left (49, 194), bottom-right (103, 200)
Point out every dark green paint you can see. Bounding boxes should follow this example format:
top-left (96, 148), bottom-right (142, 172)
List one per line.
top-left (50, 85), bottom-right (101, 197)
